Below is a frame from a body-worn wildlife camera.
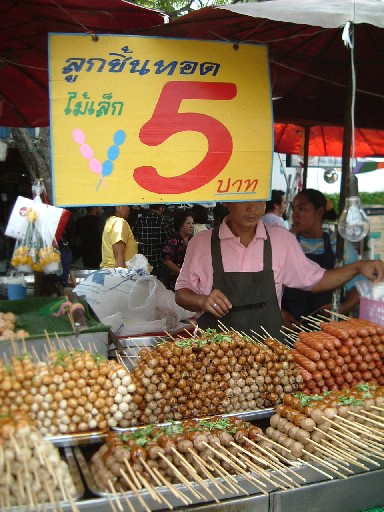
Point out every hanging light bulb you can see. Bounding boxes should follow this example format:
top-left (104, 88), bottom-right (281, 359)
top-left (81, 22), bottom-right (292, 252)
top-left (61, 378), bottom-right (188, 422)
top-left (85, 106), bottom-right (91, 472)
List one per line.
top-left (338, 175), bottom-right (370, 242)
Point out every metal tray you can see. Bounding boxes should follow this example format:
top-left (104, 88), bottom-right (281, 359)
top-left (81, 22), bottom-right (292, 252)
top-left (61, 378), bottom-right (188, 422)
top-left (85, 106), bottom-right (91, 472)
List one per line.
top-left (74, 445), bottom-right (272, 511)
top-left (111, 408), bottom-right (275, 433)
top-left (46, 429), bottom-right (109, 448)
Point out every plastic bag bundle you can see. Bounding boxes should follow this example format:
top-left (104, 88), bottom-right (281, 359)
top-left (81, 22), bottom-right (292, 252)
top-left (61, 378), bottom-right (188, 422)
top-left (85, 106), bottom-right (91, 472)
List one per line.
top-left (10, 196), bottom-right (62, 275)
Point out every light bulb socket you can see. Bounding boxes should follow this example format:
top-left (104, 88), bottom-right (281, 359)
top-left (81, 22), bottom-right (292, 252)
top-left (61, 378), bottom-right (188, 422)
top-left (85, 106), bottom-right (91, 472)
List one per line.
top-left (348, 174), bottom-right (359, 196)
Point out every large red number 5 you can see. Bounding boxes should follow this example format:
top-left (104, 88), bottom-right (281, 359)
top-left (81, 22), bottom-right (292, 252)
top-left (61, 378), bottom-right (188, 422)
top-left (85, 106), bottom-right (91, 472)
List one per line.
top-left (134, 81), bottom-right (237, 194)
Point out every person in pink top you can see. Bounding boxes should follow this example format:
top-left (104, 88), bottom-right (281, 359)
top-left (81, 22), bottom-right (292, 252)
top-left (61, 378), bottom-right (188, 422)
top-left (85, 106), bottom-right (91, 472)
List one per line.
top-left (175, 201), bottom-right (384, 340)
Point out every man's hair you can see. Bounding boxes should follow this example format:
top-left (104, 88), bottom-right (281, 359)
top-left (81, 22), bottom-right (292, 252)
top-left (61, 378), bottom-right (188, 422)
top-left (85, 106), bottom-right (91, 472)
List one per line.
top-left (265, 190), bottom-right (285, 213)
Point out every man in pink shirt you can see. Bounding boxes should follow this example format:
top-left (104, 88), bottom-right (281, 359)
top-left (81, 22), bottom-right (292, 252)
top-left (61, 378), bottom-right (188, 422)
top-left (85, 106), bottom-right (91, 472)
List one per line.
top-left (175, 201), bottom-right (384, 339)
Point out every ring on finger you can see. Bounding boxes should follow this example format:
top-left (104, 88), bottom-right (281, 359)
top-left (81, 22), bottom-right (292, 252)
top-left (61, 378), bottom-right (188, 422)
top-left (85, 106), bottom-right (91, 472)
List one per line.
top-left (213, 303), bottom-right (218, 308)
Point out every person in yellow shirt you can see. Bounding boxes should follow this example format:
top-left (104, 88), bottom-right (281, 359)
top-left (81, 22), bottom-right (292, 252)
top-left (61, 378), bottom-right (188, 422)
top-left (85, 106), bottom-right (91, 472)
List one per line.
top-left (100, 206), bottom-right (137, 268)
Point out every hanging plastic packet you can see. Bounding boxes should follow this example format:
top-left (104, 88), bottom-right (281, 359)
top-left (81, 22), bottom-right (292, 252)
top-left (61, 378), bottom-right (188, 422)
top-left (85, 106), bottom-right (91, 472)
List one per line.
top-left (10, 182), bottom-right (62, 275)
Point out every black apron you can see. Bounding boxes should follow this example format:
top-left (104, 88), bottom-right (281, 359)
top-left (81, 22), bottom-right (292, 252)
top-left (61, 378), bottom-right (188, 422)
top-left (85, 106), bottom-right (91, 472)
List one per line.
top-left (198, 227), bottom-right (283, 340)
top-left (281, 232), bottom-right (335, 320)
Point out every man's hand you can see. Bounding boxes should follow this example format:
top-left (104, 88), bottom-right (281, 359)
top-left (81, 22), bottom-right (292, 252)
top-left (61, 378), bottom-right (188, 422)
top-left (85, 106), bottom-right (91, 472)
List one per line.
top-left (281, 308), bottom-right (300, 329)
top-left (358, 260), bottom-right (384, 283)
top-left (201, 288), bottom-right (232, 318)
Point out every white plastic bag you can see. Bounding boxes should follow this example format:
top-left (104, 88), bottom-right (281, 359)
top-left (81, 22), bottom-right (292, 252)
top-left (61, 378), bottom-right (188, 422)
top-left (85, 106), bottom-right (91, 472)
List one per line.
top-left (74, 255), bottom-right (194, 336)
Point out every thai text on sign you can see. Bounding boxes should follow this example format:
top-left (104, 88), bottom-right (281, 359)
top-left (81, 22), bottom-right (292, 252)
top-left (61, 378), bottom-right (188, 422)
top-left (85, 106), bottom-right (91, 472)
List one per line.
top-left (49, 35), bottom-right (273, 206)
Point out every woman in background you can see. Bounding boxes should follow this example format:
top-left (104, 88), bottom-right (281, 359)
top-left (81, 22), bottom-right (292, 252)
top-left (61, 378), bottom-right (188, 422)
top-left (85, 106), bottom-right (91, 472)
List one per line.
top-left (100, 205), bottom-right (137, 268)
top-left (162, 209), bottom-right (194, 291)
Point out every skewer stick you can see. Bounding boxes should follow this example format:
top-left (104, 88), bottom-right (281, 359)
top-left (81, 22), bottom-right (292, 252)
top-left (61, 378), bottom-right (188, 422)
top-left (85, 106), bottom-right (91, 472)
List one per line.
top-left (348, 410), bottom-right (384, 429)
top-left (327, 426), bottom-right (384, 459)
top-left (105, 485), bottom-right (119, 512)
top-left (327, 434), bottom-right (381, 469)
top-left (305, 439), bottom-right (354, 473)
top-left (119, 469), bottom-right (151, 512)
top-left (229, 444), bottom-right (285, 487)
top-left (138, 458), bottom-right (174, 509)
top-left (261, 437), bottom-right (333, 480)
top-left (123, 458), bottom-right (142, 489)
top-left (187, 448), bottom-right (229, 495)
top-left (157, 452), bottom-right (204, 500)
top-left (236, 449), bottom-right (292, 491)
top-left (331, 415), bottom-right (383, 442)
top-left (136, 472), bottom-right (162, 504)
top-left (301, 449), bottom-right (348, 479)
top-left (151, 466), bottom-right (191, 505)
top-left (207, 457), bottom-right (249, 495)
top-left (249, 440), bottom-right (307, 483)
top-left (170, 447), bottom-right (220, 503)
top-left (217, 320), bottom-right (230, 332)
top-left (234, 453), bottom-right (272, 494)
top-left (108, 479), bottom-right (124, 512)
top-left (201, 441), bottom-right (263, 489)
top-left (313, 429), bottom-right (370, 469)
top-left (31, 345), bottom-right (41, 363)
top-left (323, 309), bottom-right (349, 320)
top-left (241, 440), bottom-right (304, 485)
top-left (120, 490), bottom-right (136, 512)
top-left (371, 405), bottom-right (384, 412)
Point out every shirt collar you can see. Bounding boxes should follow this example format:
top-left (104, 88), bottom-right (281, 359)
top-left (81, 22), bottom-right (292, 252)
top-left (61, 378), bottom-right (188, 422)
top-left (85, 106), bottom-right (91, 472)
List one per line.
top-left (219, 217), bottom-right (267, 240)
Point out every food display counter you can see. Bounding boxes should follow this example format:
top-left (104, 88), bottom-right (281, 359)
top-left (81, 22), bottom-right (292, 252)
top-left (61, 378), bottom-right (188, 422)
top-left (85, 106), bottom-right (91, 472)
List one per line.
top-left (0, 305), bottom-right (383, 512)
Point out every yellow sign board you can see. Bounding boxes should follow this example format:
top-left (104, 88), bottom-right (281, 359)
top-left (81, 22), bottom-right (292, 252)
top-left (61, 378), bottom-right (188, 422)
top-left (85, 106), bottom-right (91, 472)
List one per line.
top-left (49, 34), bottom-right (273, 206)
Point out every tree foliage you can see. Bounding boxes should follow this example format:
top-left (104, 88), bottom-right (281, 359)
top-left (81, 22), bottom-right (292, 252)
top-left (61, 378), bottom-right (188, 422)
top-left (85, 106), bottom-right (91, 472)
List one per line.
top-left (325, 192), bottom-right (384, 216)
top-left (133, 0), bottom-right (242, 19)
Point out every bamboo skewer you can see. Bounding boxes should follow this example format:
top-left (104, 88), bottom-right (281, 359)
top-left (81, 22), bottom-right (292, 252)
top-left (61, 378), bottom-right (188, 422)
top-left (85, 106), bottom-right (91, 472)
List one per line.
top-left (151, 466), bottom-right (191, 506)
top-left (234, 452), bottom-right (275, 494)
top-left (138, 458), bottom-right (174, 510)
top-left (207, 456), bottom-right (249, 495)
top-left (202, 441), bottom-right (267, 490)
top-left (120, 490), bottom-right (136, 512)
top-left (120, 469), bottom-right (151, 512)
top-left (250, 440), bottom-right (307, 483)
top-left (348, 410), bottom-right (384, 429)
top-left (107, 480), bottom-right (124, 512)
top-left (313, 430), bottom-right (370, 470)
top-left (187, 448), bottom-right (229, 495)
top-left (327, 426), bottom-right (384, 460)
top-left (230, 442), bottom-right (295, 489)
top-left (300, 449), bottom-right (348, 479)
top-left (170, 447), bottom-right (220, 503)
top-left (157, 452), bottom-right (204, 500)
top-left (330, 416), bottom-right (383, 444)
top-left (136, 472), bottom-right (162, 504)
top-left (242, 441), bottom-right (304, 487)
top-left (262, 437), bottom-right (334, 480)
top-left (305, 439), bottom-right (354, 474)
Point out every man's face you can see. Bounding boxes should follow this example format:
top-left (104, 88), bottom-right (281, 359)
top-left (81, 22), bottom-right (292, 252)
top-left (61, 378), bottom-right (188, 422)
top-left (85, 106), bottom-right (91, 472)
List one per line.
top-left (291, 196), bottom-right (322, 235)
top-left (224, 201), bottom-right (266, 231)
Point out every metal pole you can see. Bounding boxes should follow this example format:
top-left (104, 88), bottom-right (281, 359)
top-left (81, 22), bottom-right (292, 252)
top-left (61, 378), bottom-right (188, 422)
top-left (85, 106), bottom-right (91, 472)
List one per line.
top-left (332, 26), bottom-right (354, 315)
top-left (302, 126), bottom-right (310, 190)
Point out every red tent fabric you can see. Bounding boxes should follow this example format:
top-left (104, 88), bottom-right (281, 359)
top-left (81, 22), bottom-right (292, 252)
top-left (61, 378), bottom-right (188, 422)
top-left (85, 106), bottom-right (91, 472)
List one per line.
top-left (141, 2), bottom-right (384, 132)
top-left (0, 0), bottom-right (166, 127)
top-left (274, 124), bottom-right (384, 158)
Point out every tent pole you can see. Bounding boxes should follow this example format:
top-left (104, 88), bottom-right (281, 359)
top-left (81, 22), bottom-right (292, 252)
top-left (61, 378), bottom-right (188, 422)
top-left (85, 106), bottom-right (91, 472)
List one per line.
top-left (302, 126), bottom-right (310, 189)
top-left (332, 32), bottom-right (354, 315)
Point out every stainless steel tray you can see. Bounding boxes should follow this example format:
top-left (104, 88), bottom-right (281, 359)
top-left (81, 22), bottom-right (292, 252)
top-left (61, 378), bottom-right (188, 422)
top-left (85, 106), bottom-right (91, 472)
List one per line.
top-left (111, 408), bottom-right (275, 433)
top-left (46, 429), bottom-right (109, 448)
top-left (74, 445), bottom-right (272, 511)
top-left (63, 446), bottom-right (86, 500)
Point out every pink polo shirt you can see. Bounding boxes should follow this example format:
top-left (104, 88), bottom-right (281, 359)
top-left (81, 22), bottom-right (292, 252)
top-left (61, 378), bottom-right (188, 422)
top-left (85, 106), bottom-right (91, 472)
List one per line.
top-left (175, 218), bottom-right (326, 306)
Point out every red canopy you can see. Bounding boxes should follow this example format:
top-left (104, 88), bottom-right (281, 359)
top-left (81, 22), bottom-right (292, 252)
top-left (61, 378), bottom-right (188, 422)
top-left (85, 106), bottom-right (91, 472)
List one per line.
top-left (0, 0), bottom-right (166, 127)
top-left (274, 124), bottom-right (384, 158)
